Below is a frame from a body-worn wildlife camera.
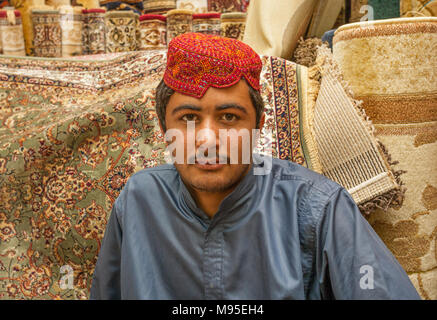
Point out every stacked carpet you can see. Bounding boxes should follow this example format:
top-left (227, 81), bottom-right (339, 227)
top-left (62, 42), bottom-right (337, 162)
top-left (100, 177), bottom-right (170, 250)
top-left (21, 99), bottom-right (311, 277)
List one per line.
top-left (31, 9), bottom-right (62, 57)
top-left (333, 17), bottom-right (437, 299)
top-left (0, 10), bottom-right (25, 56)
top-left (220, 12), bottom-right (245, 40)
top-left (138, 14), bottom-right (167, 49)
top-left (192, 12), bottom-right (221, 35)
top-left (0, 51), bottom-right (167, 299)
top-left (257, 56), bottom-right (322, 174)
top-left (11, 0), bottom-right (53, 56)
top-left (76, 0), bottom-right (101, 8)
top-left (59, 5), bottom-right (83, 57)
top-left (99, 0), bottom-right (144, 14)
top-left (165, 9), bottom-right (193, 45)
top-left (176, 0), bottom-right (208, 13)
top-left (207, 0), bottom-right (250, 13)
top-left (46, 0), bottom-right (71, 7)
top-left (104, 10), bottom-right (138, 52)
top-left (143, 0), bottom-right (176, 14)
top-left (82, 8), bottom-right (106, 55)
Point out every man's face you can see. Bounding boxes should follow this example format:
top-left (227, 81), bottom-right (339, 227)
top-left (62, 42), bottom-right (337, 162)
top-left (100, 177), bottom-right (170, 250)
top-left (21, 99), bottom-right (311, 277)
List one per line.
top-left (163, 80), bottom-right (264, 193)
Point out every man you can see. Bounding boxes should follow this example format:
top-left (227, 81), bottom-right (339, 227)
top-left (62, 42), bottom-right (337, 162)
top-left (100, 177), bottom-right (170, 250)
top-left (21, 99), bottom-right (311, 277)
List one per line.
top-left (90, 33), bottom-right (420, 300)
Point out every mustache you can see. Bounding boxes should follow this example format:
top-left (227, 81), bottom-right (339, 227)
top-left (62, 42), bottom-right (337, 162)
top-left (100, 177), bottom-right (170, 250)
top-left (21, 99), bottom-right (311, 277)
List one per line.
top-left (187, 153), bottom-right (229, 164)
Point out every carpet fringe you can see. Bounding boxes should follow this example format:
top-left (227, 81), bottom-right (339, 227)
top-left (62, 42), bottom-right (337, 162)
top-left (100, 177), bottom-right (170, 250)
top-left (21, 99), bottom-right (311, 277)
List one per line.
top-left (313, 43), bottom-right (407, 215)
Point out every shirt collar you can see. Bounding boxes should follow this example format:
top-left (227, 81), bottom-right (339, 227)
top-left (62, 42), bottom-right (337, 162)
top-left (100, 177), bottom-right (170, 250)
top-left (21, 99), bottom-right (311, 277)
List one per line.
top-left (178, 164), bottom-right (258, 224)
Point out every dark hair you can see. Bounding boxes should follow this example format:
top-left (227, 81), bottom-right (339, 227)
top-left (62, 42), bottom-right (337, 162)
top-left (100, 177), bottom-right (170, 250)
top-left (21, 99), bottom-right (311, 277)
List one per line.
top-left (155, 79), bottom-right (265, 132)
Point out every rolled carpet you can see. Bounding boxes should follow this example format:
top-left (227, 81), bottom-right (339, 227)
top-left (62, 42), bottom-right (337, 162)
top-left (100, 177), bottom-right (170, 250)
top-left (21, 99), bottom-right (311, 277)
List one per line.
top-left (220, 11), bottom-right (246, 40)
top-left (10, 0), bottom-right (54, 56)
top-left (99, 0), bottom-right (144, 14)
top-left (138, 14), bottom-right (167, 49)
top-left (177, 0), bottom-right (208, 13)
top-left (207, 0), bottom-right (250, 13)
top-left (59, 5), bottom-right (84, 57)
top-left (75, 0), bottom-right (101, 8)
top-left (82, 8), bottom-right (106, 55)
top-left (192, 12), bottom-right (221, 35)
top-left (143, 0), bottom-right (176, 14)
top-left (104, 10), bottom-right (139, 52)
top-left (165, 9), bottom-right (193, 45)
top-left (312, 45), bottom-right (405, 214)
top-left (333, 17), bottom-right (437, 299)
top-left (0, 10), bottom-right (25, 56)
top-left (31, 9), bottom-right (62, 57)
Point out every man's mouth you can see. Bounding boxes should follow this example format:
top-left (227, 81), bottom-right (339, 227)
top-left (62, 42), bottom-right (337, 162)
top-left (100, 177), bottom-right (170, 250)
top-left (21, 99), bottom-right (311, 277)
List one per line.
top-left (197, 158), bottom-right (220, 164)
top-left (193, 158), bottom-right (227, 170)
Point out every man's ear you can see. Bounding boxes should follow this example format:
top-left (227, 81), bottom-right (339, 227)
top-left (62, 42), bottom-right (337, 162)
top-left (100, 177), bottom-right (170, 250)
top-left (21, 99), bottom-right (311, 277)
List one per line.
top-left (258, 112), bottom-right (266, 130)
top-left (158, 119), bottom-right (166, 139)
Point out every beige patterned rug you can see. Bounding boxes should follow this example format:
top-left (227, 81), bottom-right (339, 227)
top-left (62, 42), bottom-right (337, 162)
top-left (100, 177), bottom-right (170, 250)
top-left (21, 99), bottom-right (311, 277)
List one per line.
top-left (333, 17), bottom-right (437, 299)
top-left (369, 122), bottom-right (437, 299)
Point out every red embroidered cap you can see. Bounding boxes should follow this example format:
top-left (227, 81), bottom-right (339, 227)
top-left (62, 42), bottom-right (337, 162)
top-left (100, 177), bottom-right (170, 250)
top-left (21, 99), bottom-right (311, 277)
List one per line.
top-left (163, 32), bottom-right (262, 98)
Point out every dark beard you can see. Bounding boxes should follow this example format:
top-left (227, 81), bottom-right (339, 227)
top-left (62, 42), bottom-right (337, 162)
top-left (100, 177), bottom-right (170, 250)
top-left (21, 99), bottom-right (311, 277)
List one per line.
top-left (183, 164), bottom-right (250, 193)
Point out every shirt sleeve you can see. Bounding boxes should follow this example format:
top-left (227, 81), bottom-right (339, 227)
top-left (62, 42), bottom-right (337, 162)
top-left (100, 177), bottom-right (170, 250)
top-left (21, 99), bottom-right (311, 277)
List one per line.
top-left (90, 201), bottom-right (123, 300)
top-left (315, 187), bottom-right (421, 300)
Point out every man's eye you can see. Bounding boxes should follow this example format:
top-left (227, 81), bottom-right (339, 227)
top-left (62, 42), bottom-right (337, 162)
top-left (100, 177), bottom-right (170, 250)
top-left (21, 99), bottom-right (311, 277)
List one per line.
top-left (181, 114), bottom-right (198, 122)
top-left (221, 114), bottom-right (238, 122)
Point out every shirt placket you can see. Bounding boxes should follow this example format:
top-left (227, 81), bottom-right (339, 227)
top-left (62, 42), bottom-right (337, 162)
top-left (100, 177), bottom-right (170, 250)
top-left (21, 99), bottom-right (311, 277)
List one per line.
top-left (203, 223), bottom-right (224, 299)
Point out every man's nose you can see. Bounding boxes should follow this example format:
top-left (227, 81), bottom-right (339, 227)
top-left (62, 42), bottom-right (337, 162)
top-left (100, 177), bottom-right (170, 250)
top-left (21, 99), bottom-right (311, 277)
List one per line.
top-left (195, 119), bottom-right (218, 148)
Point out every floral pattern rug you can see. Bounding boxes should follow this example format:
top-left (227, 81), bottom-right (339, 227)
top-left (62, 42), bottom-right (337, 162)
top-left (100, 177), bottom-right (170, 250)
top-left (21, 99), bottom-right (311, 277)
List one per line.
top-left (0, 51), bottom-right (168, 299)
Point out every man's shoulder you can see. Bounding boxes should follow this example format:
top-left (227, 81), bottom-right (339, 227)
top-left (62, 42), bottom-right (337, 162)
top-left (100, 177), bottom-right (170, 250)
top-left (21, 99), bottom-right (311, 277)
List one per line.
top-left (116, 164), bottom-right (178, 203)
top-left (269, 158), bottom-right (343, 201)
top-left (129, 164), bottom-right (178, 181)
top-left (269, 158), bottom-right (347, 248)
top-left (127, 164), bottom-right (180, 188)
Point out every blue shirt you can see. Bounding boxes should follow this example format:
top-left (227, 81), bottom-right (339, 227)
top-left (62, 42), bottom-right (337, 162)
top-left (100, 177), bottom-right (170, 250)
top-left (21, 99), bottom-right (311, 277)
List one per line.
top-left (90, 158), bottom-right (420, 300)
